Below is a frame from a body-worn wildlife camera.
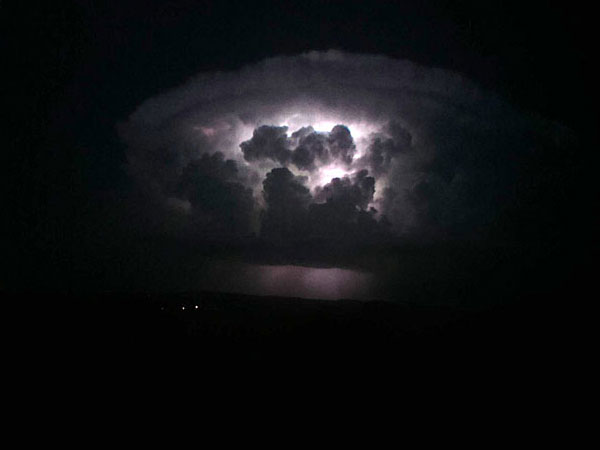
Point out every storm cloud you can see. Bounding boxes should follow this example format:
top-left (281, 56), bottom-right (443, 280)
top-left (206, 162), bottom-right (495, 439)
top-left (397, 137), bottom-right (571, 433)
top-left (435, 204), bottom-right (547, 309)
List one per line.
top-left (240, 125), bottom-right (291, 165)
top-left (261, 167), bottom-right (312, 241)
top-left (176, 152), bottom-right (255, 237)
top-left (118, 50), bottom-right (572, 244)
top-left (239, 123), bottom-right (357, 172)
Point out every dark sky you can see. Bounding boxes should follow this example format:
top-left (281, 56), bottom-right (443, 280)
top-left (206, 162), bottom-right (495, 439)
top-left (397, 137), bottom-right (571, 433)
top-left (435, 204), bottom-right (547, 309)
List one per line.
top-left (13, 0), bottom-right (594, 126)
top-left (4, 0), bottom-right (595, 293)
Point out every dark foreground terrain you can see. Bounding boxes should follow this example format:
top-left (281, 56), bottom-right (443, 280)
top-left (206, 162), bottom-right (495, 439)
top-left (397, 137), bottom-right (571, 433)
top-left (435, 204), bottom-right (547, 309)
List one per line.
top-left (17, 286), bottom-right (579, 381)
top-left (9, 238), bottom-right (589, 389)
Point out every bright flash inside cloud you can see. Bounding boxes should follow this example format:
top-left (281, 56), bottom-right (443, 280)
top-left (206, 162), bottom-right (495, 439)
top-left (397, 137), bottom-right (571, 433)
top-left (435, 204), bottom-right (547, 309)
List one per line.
top-left (316, 165), bottom-right (349, 185)
top-left (309, 120), bottom-right (339, 133)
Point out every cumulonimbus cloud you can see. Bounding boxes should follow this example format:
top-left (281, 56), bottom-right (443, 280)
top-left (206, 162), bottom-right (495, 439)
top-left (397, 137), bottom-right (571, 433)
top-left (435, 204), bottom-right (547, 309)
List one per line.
top-left (118, 50), bottom-right (572, 242)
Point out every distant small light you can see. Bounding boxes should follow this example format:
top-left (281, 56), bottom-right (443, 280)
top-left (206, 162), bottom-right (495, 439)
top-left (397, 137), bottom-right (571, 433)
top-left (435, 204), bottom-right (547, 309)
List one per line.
top-left (195, 305), bottom-right (199, 309)
top-left (182, 306), bottom-right (185, 310)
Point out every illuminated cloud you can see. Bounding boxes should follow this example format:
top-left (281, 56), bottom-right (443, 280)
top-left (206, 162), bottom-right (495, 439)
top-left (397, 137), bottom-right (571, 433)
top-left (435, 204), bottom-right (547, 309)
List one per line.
top-left (118, 50), bottom-right (570, 243)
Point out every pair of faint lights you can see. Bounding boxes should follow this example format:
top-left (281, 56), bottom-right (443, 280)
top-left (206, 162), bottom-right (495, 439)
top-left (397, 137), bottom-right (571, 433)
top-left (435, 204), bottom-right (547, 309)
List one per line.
top-left (180, 305), bottom-right (198, 310)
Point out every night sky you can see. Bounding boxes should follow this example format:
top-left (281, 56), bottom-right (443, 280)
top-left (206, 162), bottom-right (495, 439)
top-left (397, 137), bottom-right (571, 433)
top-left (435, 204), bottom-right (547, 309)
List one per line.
top-left (4, 2), bottom-right (600, 399)
top-left (5, 1), bottom-right (595, 309)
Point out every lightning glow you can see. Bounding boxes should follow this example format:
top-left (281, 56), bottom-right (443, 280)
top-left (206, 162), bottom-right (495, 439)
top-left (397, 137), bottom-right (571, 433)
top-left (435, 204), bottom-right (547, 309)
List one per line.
top-left (310, 165), bottom-right (350, 188)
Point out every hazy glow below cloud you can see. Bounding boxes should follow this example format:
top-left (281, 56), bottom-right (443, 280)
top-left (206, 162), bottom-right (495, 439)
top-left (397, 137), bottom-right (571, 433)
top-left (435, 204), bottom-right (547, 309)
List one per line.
top-left (198, 261), bottom-right (374, 300)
